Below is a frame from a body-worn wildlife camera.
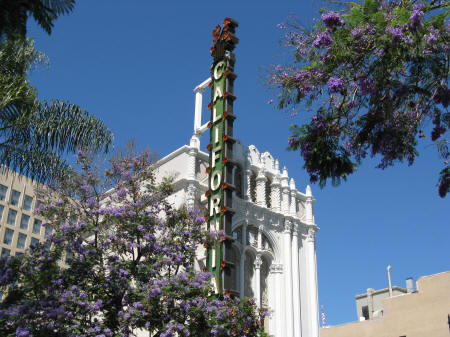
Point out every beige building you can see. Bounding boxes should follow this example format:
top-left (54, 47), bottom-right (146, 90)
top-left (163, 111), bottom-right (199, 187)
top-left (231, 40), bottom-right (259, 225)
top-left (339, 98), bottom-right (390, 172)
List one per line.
top-left (0, 169), bottom-right (46, 258)
top-left (321, 271), bottom-right (450, 337)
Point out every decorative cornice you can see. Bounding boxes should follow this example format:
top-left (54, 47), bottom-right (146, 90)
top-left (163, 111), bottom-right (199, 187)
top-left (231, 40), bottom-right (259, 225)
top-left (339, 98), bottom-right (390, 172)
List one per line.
top-left (306, 227), bottom-right (316, 242)
top-left (292, 222), bottom-right (299, 236)
top-left (283, 219), bottom-right (292, 233)
top-left (270, 263), bottom-right (283, 273)
top-left (256, 169), bottom-right (267, 181)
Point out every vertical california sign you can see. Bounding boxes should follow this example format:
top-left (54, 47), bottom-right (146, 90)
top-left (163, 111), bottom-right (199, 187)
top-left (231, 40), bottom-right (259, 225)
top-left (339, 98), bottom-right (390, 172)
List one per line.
top-left (206, 17), bottom-right (239, 296)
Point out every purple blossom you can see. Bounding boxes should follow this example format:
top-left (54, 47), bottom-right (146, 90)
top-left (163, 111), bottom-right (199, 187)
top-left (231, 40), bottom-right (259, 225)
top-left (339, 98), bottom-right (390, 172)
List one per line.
top-left (321, 12), bottom-right (344, 28)
top-left (288, 138), bottom-right (299, 147)
top-left (410, 5), bottom-right (425, 29)
top-left (351, 27), bottom-right (363, 37)
top-left (426, 28), bottom-right (439, 44)
top-left (386, 26), bottom-right (403, 40)
top-left (16, 328), bottom-right (31, 337)
top-left (327, 77), bottom-right (345, 93)
top-left (358, 77), bottom-right (376, 95)
top-left (313, 31), bottom-right (333, 48)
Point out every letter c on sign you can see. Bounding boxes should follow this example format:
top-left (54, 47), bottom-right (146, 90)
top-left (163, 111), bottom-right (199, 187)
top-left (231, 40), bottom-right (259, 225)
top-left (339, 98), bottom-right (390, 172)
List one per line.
top-left (213, 61), bottom-right (225, 80)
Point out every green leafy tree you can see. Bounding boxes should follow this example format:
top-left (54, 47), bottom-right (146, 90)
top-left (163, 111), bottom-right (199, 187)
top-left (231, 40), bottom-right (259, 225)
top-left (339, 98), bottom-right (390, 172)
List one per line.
top-left (270, 0), bottom-right (449, 197)
top-left (0, 0), bottom-right (112, 182)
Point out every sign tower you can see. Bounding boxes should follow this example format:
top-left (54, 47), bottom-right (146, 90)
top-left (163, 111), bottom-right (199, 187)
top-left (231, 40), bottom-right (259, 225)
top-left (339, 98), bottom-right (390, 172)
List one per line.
top-left (206, 18), bottom-right (239, 296)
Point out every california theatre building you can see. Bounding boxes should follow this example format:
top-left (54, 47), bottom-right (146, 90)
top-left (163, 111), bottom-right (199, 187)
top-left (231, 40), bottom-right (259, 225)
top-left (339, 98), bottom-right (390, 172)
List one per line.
top-left (153, 74), bottom-right (320, 337)
top-left (0, 19), bottom-right (320, 337)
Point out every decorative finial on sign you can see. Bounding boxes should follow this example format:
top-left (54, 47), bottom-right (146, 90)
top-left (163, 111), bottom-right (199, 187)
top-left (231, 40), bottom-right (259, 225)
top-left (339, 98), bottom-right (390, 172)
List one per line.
top-left (210, 18), bottom-right (239, 62)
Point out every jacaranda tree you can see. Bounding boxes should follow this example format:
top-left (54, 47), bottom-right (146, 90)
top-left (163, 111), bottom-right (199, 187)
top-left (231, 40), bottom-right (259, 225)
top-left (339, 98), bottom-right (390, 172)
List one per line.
top-left (270, 0), bottom-right (449, 197)
top-left (0, 151), bottom-right (267, 337)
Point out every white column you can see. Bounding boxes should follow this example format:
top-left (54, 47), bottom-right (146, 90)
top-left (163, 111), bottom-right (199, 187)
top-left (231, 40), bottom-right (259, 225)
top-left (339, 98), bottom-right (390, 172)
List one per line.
top-left (185, 146), bottom-right (198, 208)
top-left (292, 223), bottom-right (302, 337)
top-left (257, 225), bottom-right (263, 249)
top-left (268, 271), bottom-right (275, 335)
top-left (299, 230), bottom-right (309, 337)
top-left (281, 168), bottom-right (290, 214)
top-left (274, 265), bottom-right (284, 337)
top-left (193, 87), bottom-right (205, 132)
top-left (283, 220), bottom-right (294, 337)
top-left (245, 168), bottom-right (252, 201)
top-left (187, 147), bottom-right (197, 181)
top-left (241, 224), bottom-right (247, 246)
top-left (306, 228), bottom-right (319, 337)
top-left (305, 185), bottom-right (314, 224)
top-left (271, 176), bottom-right (281, 212)
top-left (289, 178), bottom-right (297, 217)
top-left (256, 170), bottom-right (267, 207)
top-left (255, 254), bottom-right (262, 308)
top-left (239, 251), bottom-right (245, 299)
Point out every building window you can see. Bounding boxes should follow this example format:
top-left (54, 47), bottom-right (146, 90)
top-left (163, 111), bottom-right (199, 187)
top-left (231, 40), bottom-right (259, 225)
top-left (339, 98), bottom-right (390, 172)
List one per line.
top-left (10, 190), bottom-right (20, 206)
top-left (6, 209), bottom-right (17, 226)
top-left (43, 242), bottom-right (51, 251)
top-left (65, 250), bottom-right (73, 264)
top-left (30, 237), bottom-right (39, 248)
top-left (22, 195), bottom-right (33, 211)
top-left (3, 228), bottom-right (14, 245)
top-left (35, 200), bottom-right (42, 212)
top-left (0, 184), bottom-right (7, 201)
top-left (32, 219), bottom-right (42, 235)
top-left (1, 248), bottom-right (10, 258)
top-left (20, 214), bottom-right (30, 230)
top-left (0, 204), bottom-right (4, 221)
top-left (362, 305), bottom-right (370, 320)
top-left (44, 224), bottom-right (53, 237)
top-left (16, 233), bottom-right (27, 250)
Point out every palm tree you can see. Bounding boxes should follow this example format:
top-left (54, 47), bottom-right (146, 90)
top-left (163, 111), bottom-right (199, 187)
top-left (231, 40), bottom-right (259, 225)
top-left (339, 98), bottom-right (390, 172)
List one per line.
top-left (0, 0), bottom-right (75, 38)
top-left (0, 0), bottom-right (113, 182)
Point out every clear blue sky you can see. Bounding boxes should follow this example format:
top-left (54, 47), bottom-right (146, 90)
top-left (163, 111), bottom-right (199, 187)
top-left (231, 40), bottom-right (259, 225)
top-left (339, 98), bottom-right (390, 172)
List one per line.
top-left (28, 0), bottom-right (449, 327)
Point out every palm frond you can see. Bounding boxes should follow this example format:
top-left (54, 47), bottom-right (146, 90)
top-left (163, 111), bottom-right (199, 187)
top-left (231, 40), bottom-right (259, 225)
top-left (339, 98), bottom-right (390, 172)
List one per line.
top-left (0, 143), bottom-right (72, 183)
top-left (0, 0), bottom-right (75, 37)
top-left (32, 100), bottom-right (113, 154)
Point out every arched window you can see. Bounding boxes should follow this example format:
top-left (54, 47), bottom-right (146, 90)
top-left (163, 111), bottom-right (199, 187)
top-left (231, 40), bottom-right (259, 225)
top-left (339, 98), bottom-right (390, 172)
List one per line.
top-left (232, 224), bottom-right (274, 305)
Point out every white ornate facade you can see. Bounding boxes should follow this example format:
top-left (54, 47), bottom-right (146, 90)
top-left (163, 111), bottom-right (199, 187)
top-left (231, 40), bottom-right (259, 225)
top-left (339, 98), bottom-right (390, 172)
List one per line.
top-left (154, 79), bottom-right (319, 337)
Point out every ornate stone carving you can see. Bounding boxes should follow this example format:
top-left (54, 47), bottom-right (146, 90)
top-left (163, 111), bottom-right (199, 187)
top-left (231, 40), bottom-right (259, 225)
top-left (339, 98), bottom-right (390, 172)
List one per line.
top-left (248, 145), bottom-right (261, 165)
top-left (186, 184), bottom-right (196, 207)
top-left (256, 169), bottom-right (267, 207)
top-left (283, 220), bottom-right (292, 233)
top-left (292, 222), bottom-right (299, 236)
top-left (270, 263), bottom-right (283, 273)
top-left (254, 254), bottom-right (262, 269)
top-left (306, 227), bottom-right (316, 242)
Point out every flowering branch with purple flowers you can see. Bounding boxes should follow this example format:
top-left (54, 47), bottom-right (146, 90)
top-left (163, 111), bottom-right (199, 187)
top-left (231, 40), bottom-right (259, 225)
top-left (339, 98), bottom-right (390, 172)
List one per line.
top-left (271, 0), bottom-right (449, 197)
top-left (0, 151), bottom-right (268, 336)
